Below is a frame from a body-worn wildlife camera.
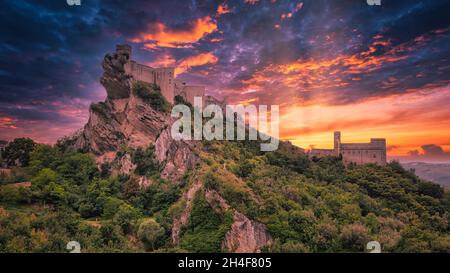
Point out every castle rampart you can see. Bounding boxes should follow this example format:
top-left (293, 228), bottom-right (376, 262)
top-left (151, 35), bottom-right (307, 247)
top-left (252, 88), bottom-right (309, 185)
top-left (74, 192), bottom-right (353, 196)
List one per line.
top-left (174, 80), bottom-right (205, 105)
top-left (116, 45), bottom-right (204, 105)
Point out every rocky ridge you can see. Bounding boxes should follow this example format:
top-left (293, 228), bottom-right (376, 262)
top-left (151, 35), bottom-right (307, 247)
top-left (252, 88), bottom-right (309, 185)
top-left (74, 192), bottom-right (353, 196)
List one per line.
top-left (59, 47), bottom-right (273, 252)
top-left (61, 48), bottom-right (197, 181)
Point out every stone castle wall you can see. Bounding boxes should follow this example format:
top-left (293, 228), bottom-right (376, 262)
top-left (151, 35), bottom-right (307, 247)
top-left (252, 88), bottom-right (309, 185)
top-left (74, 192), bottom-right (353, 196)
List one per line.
top-left (339, 146), bottom-right (386, 165)
top-left (310, 132), bottom-right (387, 165)
top-left (309, 148), bottom-right (334, 157)
top-left (174, 80), bottom-right (205, 105)
top-left (117, 45), bottom-right (204, 105)
top-left (124, 61), bottom-right (175, 104)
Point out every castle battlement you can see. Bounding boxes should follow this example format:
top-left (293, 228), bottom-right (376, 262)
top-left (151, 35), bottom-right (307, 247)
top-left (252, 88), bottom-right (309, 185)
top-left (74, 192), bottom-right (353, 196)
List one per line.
top-left (309, 131), bottom-right (387, 165)
top-left (116, 44), bottom-right (204, 105)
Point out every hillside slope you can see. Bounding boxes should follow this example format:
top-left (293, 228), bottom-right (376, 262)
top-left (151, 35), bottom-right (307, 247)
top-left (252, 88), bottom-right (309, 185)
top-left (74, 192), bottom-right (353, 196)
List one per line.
top-left (0, 47), bottom-right (449, 253)
top-left (1, 139), bottom-right (449, 252)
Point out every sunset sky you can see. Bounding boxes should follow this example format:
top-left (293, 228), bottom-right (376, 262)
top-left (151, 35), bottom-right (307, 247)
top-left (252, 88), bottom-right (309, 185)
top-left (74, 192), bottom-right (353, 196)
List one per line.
top-left (0, 0), bottom-right (449, 162)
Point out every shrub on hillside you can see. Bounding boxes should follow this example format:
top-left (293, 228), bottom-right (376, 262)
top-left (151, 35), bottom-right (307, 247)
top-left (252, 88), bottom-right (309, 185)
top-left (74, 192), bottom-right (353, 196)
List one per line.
top-left (133, 82), bottom-right (170, 112)
top-left (2, 138), bottom-right (35, 167)
top-left (137, 218), bottom-right (165, 251)
top-left (340, 224), bottom-right (370, 252)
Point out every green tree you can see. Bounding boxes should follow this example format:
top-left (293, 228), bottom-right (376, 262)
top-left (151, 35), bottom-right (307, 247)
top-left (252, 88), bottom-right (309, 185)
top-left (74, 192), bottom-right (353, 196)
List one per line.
top-left (99, 223), bottom-right (126, 247)
top-left (2, 138), bottom-right (35, 166)
top-left (132, 146), bottom-right (160, 176)
top-left (31, 168), bottom-right (66, 203)
top-left (132, 82), bottom-right (170, 112)
top-left (28, 144), bottom-right (61, 175)
top-left (137, 219), bottom-right (165, 251)
top-left (0, 184), bottom-right (31, 204)
top-left (56, 153), bottom-right (98, 185)
top-left (269, 239), bottom-right (310, 253)
top-left (100, 162), bottom-right (112, 178)
top-left (234, 159), bottom-right (255, 178)
top-left (288, 210), bottom-right (317, 243)
top-left (340, 224), bottom-right (370, 252)
top-left (102, 197), bottom-right (124, 219)
top-left (113, 204), bottom-right (141, 234)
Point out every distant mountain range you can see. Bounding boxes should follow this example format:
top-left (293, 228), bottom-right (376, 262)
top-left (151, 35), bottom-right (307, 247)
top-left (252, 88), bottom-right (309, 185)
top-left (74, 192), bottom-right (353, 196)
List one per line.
top-left (401, 162), bottom-right (450, 188)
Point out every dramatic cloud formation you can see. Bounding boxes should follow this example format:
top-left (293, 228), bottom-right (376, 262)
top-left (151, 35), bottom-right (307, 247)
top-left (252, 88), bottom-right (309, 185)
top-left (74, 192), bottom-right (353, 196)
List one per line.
top-left (0, 117), bottom-right (16, 129)
top-left (147, 53), bottom-right (177, 67)
top-left (0, 0), bottom-right (449, 160)
top-left (146, 51), bottom-right (219, 75)
top-left (131, 16), bottom-right (218, 49)
top-left (176, 52), bottom-right (219, 75)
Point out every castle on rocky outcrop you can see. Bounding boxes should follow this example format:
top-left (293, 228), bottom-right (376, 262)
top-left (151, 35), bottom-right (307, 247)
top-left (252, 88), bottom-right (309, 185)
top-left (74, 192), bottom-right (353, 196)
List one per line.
top-left (116, 44), bottom-right (205, 105)
top-left (61, 44), bottom-right (203, 181)
top-left (57, 45), bottom-right (272, 253)
top-left (309, 131), bottom-right (387, 165)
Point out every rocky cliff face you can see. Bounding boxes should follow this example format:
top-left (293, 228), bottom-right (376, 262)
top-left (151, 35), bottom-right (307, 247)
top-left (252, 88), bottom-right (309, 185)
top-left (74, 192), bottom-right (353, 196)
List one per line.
top-left (204, 189), bottom-right (272, 253)
top-left (61, 48), bottom-right (197, 181)
top-left (60, 47), bottom-right (272, 253)
top-left (222, 212), bottom-right (273, 253)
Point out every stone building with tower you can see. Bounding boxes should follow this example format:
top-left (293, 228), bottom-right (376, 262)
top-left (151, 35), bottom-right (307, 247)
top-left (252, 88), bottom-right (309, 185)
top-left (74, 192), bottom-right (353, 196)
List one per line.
top-left (174, 80), bottom-right (206, 105)
top-left (115, 45), bottom-right (205, 105)
top-left (309, 131), bottom-right (387, 165)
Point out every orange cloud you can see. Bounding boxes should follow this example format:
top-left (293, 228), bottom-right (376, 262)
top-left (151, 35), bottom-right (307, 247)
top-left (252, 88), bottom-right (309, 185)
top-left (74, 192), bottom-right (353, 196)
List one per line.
top-left (227, 30), bottom-right (449, 157)
top-left (131, 16), bottom-right (218, 49)
top-left (147, 53), bottom-right (176, 67)
top-left (210, 38), bottom-right (223, 43)
top-left (237, 97), bottom-right (258, 105)
top-left (175, 52), bottom-right (219, 75)
top-left (0, 117), bottom-right (16, 129)
top-left (217, 3), bottom-right (231, 17)
top-left (241, 33), bottom-right (431, 94)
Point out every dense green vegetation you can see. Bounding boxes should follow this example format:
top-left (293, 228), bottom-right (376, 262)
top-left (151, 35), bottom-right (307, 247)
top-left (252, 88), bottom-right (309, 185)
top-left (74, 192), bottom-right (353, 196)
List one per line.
top-left (198, 140), bottom-right (450, 253)
top-left (1, 138), bottom-right (35, 167)
top-left (132, 81), bottom-right (170, 112)
top-left (180, 192), bottom-right (234, 252)
top-left (0, 138), bottom-right (449, 253)
top-left (0, 142), bottom-right (181, 252)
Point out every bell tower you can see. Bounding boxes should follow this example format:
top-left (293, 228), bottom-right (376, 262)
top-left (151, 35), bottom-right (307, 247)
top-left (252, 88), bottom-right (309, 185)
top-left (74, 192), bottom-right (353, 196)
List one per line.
top-left (334, 131), bottom-right (341, 155)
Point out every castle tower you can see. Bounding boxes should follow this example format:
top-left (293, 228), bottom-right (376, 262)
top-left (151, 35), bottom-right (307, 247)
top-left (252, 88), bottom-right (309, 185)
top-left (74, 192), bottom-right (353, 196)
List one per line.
top-left (116, 44), bottom-right (132, 61)
top-left (370, 138), bottom-right (387, 165)
top-left (334, 131), bottom-right (341, 155)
